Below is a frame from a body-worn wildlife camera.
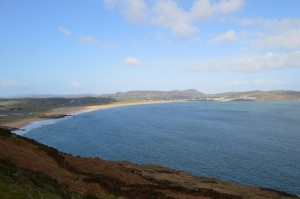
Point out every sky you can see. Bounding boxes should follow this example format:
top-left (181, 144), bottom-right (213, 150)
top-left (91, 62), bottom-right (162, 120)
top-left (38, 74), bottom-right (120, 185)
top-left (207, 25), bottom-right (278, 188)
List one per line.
top-left (1, 0), bottom-right (300, 97)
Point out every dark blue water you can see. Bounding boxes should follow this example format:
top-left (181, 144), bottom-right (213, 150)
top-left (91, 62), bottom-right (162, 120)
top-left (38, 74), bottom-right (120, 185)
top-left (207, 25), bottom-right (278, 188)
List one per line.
top-left (24, 101), bottom-right (300, 195)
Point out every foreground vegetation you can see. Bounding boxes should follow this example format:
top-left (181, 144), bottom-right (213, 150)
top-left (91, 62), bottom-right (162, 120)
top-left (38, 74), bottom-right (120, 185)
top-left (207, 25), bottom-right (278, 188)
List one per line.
top-left (0, 128), bottom-right (298, 199)
top-left (1, 90), bottom-right (300, 198)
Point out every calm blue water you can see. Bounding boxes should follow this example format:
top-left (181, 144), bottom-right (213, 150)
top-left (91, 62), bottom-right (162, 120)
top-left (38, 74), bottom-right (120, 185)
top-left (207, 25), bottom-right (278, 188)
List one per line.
top-left (24, 101), bottom-right (300, 195)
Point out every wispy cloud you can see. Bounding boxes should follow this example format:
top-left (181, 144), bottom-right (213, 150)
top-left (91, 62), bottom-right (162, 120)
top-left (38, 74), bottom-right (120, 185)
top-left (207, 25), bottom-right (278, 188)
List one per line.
top-left (240, 18), bottom-right (300, 49)
top-left (188, 51), bottom-right (300, 72)
top-left (104, 0), bottom-right (244, 38)
top-left (70, 81), bottom-right (82, 88)
top-left (99, 42), bottom-right (118, 49)
top-left (104, 0), bottom-right (148, 23)
top-left (191, 0), bottom-right (244, 20)
top-left (80, 35), bottom-right (97, 45)
top-left (254, 29), bottom-right (300, 49)
top-left (0, 80), bottom-right (27, 88)
top-left (58, 26), bottom-right (71, 37)
top-left (210, 30), bottom-right (237, 43)
top-left (225, 79), bottom-right (286, 86)
top-left (152, 0), bottom-right (197, 38)
top-left (79, 35), bottom-right (118, 48)
top-left (241, 18), bottom-right (300, 30)
top-left (123, 56), bottom-right (141, 66)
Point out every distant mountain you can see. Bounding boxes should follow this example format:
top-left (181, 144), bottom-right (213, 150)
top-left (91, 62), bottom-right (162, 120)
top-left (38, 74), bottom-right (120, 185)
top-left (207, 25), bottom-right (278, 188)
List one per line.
top-left (101, 89), bottom-right (300, 101)
top-left (219, 90), bottom-right (300, 101)
top-left (1, 90), bottom-right (300, 102)
top-left (101, 89), bottom-right (205, 101)
top-left (0, 94), bottom-right (99, 99)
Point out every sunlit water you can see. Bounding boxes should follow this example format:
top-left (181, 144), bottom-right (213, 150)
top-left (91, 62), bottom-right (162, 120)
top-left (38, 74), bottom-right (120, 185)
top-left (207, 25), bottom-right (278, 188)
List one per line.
top-left (23, 101), bottom-right (300, 195)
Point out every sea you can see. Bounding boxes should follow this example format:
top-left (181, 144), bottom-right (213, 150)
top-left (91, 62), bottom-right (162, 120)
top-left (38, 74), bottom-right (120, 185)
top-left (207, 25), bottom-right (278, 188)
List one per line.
top-left (19, 101), bottom-right (300, 195)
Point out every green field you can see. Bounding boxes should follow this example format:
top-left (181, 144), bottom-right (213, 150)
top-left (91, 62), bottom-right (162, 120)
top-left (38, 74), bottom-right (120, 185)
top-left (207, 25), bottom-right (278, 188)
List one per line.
top-left (0, 97), bottom-right (115, 126)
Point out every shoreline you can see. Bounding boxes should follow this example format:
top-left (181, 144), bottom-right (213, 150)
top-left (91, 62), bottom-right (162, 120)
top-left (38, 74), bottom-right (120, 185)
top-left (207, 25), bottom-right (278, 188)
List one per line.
top-left (3, 100), bottom-right (181, 130)
top-left (1, 128), bottom-right (298, 198)
top-left (1, 101), bottom-right (299, 197)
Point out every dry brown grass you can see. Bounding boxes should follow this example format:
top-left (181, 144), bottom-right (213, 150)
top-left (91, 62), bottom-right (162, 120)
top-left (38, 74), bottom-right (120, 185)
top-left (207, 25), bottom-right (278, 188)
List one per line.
top-left (1, 128), bottom-right (298, 199)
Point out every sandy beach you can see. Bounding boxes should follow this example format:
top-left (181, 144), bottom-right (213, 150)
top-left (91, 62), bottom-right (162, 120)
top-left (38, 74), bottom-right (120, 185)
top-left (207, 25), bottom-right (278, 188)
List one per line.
top-left (4, 100), bottom-right (178, 129)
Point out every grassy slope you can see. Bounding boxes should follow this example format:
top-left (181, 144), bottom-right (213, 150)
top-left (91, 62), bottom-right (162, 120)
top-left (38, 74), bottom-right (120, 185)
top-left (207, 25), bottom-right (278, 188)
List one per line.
top-left (221, 90), bottom-right (300, 101)
top-left (0, 159), bottom-right (90, 199)
top-left (0, 128), bottom-right (299, 199)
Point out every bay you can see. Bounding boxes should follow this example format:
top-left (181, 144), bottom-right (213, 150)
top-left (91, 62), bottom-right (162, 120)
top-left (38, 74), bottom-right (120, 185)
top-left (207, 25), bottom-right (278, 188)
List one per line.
top-left (24, 101), bottom-right (300, 195)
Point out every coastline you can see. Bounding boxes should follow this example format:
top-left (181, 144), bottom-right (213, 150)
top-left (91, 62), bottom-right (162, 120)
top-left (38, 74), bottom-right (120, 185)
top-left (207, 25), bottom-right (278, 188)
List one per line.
top-left (1, 127), bottom-right (298, 198)
top-left (1, 101), bottom-right (299, 197)
top-left (3, 100), bottom-right (180, 130)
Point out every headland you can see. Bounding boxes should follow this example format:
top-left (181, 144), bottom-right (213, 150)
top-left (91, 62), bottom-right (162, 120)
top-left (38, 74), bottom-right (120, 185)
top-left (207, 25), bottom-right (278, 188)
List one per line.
top-left (0, 127), bottom-right (298, 199)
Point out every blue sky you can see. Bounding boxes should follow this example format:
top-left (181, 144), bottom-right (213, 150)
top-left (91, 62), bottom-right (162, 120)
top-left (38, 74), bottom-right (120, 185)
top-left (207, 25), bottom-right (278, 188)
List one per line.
top-left (1, 0), bottom-right (300, 96)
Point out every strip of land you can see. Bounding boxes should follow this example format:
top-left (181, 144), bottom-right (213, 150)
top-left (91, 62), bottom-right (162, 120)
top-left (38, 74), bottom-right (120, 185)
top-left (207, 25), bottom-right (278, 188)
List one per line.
top-left (2, 100), bottom-right (180, 129)
top-left (2, 89), bottom-right (300, 129)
